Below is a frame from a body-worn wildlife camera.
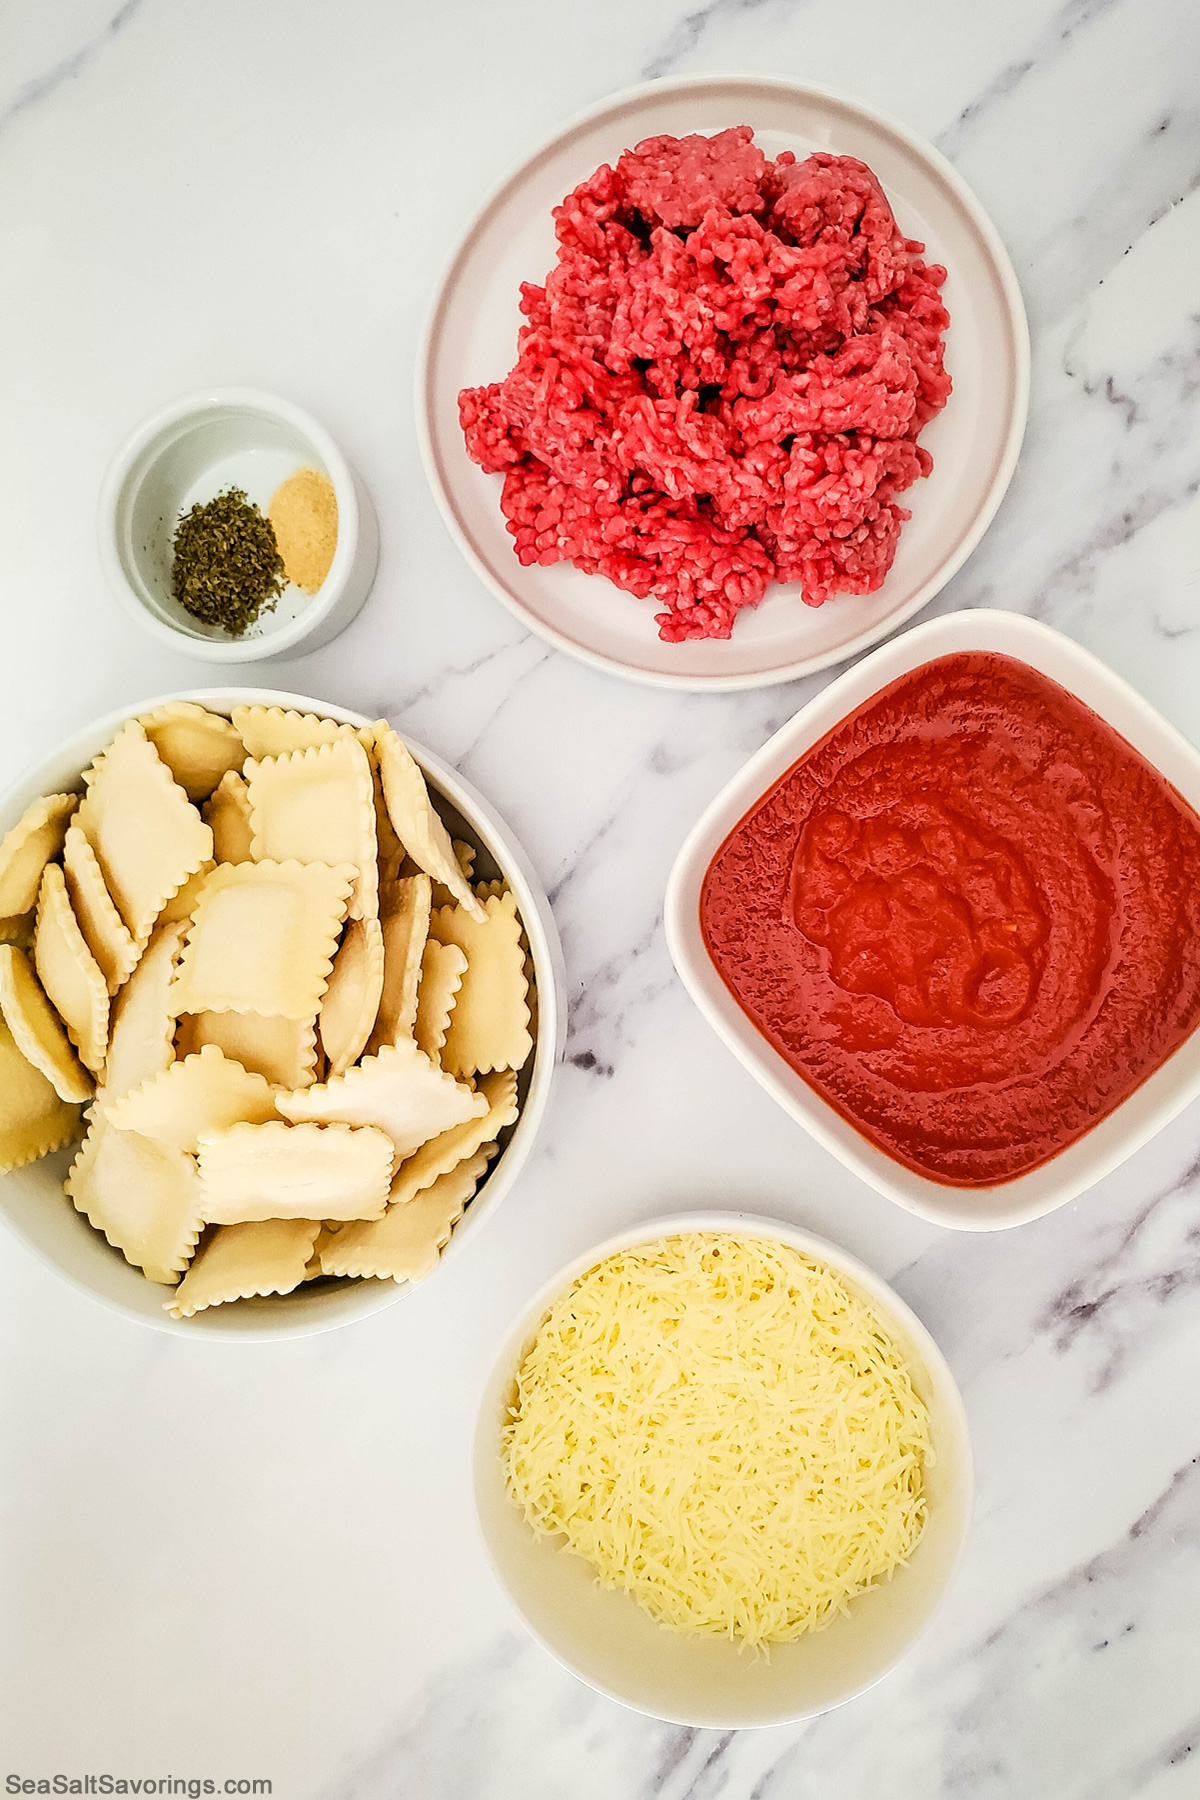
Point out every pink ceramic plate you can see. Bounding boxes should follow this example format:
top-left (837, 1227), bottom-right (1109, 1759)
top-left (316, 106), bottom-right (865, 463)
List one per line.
top-left (419, 75), bottom-right (1029, 690)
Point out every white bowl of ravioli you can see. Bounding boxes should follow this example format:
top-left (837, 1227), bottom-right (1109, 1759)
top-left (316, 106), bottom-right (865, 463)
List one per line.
top-left (0, 691), bottom-right (564, 1337)
top-left (476, 1215), bottom-right (972, 1727)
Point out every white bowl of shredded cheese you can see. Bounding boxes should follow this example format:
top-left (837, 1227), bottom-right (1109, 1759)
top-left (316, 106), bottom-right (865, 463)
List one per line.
top-left (476, 1213), bottom-right (972, 1726)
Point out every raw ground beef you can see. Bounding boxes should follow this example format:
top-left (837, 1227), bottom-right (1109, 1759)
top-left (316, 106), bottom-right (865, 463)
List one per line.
top-left (459, 128), bottom-right (951, 644)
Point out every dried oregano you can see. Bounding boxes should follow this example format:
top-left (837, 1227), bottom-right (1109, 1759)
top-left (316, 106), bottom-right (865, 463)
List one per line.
top-left (171, 488), bottom-right (286, 636)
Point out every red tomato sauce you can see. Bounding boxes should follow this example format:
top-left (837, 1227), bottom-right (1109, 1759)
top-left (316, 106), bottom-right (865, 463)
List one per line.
top-left (700, 652), bottom-right (1200, 1186)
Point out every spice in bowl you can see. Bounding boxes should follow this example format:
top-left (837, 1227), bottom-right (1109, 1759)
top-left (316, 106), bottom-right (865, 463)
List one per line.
top-left (269, 467), bottom-right (338, 595)
top-left (171, 488), bottom-right (286, 637)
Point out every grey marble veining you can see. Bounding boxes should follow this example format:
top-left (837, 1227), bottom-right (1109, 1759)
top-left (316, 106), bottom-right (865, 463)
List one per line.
top-left (641, 0), bottom-right (812, 84)
top-left (0, 0), bottom-right (144, 134)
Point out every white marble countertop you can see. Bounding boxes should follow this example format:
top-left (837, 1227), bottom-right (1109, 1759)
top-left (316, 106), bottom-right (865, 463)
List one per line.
top-left (2, 2), bottom-right (1199, 1795)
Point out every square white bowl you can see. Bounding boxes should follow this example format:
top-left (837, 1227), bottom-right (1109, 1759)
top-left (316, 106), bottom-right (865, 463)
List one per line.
top-left (665, 611), bottom-right (1200, 1230)
top-left (0, 689), bottom-right (565, 1337)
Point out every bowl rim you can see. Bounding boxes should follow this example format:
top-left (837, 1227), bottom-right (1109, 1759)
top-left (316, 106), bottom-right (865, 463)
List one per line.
top-left (665, 609), bottom-right (1200, 1229)
top-left (473, 1208), bottom-right (974, 1728)
top-left (0, 686), bottom-right (566, 1339)
top-left (416, 70), bottom-right (1031, 691)
top-left (97, 388), bottom-right (363, 663)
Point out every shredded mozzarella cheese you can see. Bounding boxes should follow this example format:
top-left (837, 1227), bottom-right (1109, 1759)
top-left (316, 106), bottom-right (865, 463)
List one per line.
top-left (503, 1233), bottom-right (932, 1647)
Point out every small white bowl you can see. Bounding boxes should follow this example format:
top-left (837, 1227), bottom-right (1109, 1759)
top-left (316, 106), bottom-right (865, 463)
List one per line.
top-left (475, 1211), bottom-right (973, 1728)
top-left (98, 390), bottom-right (379, 662)
top-left (0, 689), bottom-right (565, 1339)
top-left (666, 610), bottom-right (1200, 1230)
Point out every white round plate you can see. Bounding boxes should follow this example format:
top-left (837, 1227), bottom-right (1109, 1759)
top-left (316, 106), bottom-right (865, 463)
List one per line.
top-left (419, 74), bottom-right (1029, 691)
